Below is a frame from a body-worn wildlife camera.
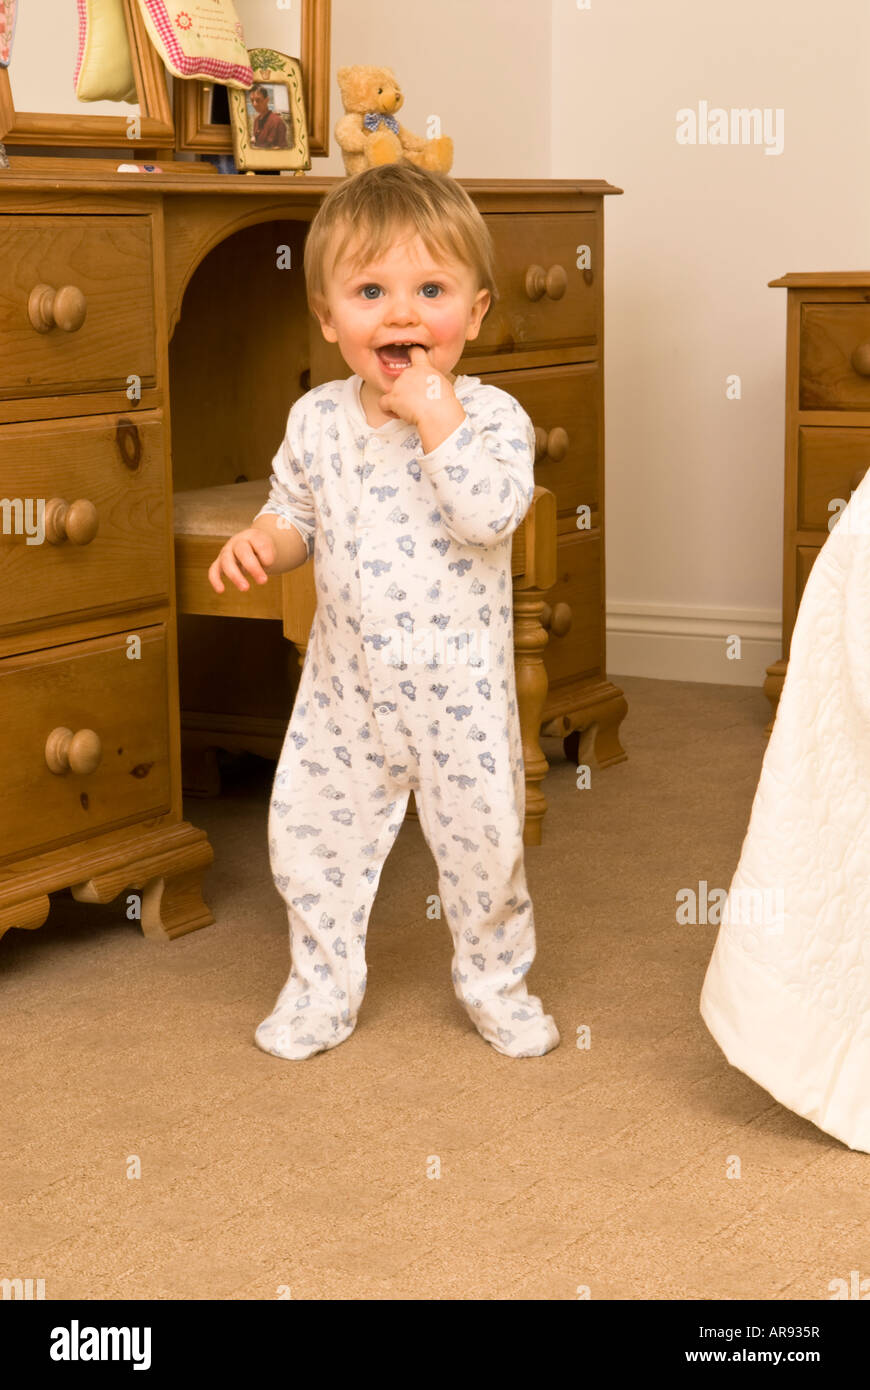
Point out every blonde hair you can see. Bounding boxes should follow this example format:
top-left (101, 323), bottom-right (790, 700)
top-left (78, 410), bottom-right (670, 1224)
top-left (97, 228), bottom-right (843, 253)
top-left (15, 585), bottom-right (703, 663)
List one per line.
top-left (304, 163), bottom-right (498, 322)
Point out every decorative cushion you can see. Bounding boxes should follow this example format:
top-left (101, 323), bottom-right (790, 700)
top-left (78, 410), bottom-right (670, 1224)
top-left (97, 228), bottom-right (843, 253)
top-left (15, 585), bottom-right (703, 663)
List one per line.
top-left (136, 1), bottom-right (253, 89)
top-left (173, 479), bottom-right (269, 537)
top-left (75, 0), bottom-right (138, 103)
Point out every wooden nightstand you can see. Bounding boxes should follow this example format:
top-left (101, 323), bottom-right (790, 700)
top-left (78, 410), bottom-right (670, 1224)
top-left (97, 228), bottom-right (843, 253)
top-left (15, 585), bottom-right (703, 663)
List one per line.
top-left (766, 272), bottom-right (870, 724)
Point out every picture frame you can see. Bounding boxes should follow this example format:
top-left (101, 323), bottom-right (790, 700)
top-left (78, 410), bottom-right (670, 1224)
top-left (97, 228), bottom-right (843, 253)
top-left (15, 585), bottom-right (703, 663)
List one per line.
top-left (229, 50), bottom-right (309, 173)
top-left (173, 0), bottom-right (330, 158)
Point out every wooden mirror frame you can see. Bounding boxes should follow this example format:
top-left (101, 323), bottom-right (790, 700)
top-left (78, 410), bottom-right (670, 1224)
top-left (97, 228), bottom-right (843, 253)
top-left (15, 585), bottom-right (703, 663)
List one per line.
top-left (0, 0), bottom-right (175, 149)
top-left (174, 0), bottom-right (330, 158)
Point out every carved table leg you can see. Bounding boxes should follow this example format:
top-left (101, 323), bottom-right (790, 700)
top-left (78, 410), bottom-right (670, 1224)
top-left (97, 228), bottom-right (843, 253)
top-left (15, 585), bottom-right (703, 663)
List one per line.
top-left (591, 690), bottom-right (629, 766)
top-left (70, 826), bottom-right (215, 942)
top-left (545, 681), bottom-right (628, 770)
top-left (0, 893), bottom-right (51, 942)
top-left (138, 866), bottom-right (215, 941)
top-left (514, 589), bottom-right (551, 846)
top-left (0, 825), bottom-right (214, 947)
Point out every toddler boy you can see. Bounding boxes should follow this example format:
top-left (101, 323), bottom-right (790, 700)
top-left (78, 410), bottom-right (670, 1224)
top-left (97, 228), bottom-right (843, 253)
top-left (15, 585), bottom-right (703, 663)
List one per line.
top-left (209, 163), bottom-right (560, 1061)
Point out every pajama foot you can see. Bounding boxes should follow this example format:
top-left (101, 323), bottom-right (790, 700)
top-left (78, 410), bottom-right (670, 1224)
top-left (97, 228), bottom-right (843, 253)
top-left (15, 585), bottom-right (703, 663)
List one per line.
top-left (461, 989), bottom-right (561, 1058)
top-left (254, 978), bottom-right (357, 1060)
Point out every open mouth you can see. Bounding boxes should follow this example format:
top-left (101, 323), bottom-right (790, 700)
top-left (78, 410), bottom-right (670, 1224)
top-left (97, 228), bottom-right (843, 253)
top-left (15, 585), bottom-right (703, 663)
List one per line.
top-left (376, 342), bottom-right (425, 370)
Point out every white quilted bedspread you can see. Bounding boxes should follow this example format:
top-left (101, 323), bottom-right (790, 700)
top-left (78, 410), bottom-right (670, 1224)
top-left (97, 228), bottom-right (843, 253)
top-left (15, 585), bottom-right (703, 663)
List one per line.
top-left (700, 478), bottom-right (870, 1153)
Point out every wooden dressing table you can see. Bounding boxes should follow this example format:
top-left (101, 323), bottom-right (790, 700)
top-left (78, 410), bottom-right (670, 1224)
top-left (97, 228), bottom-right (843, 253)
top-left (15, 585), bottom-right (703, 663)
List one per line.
top-left (0, 163), bottom-right (624, 943)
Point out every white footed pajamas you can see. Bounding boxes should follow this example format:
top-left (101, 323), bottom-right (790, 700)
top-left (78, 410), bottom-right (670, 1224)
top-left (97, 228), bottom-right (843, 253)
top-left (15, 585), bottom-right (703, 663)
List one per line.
top-left (253, 374), bottom-right (559, 1060)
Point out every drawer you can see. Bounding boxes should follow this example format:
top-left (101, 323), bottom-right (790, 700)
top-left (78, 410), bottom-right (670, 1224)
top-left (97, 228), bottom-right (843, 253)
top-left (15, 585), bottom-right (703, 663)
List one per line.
top-left (541, 532), bottom-right (602, 688)
top-left (0, 626), bottom-right (171, 864)
top-left (0, 215), bottom-right (156, 402)
top-left (484, 363), bottom-right (600, 516)
top-left (797, 426), bottom-right (870, 530)
top-left (799, 303), bottom-right (870, 410)
top-left (474, 214), bottom-right (600, 356)
top-left (0, 414), bottom-right (169, 634)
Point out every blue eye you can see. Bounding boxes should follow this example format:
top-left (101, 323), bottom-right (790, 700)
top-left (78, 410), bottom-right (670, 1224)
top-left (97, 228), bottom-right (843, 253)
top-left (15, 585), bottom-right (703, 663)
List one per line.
top-left (359, 283), bottom-right (443, 299)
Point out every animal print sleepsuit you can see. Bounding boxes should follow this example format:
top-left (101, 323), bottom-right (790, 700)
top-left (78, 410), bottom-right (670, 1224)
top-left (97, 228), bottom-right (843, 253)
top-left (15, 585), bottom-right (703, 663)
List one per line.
top-left (252, 372), bottom-right (560, 1060)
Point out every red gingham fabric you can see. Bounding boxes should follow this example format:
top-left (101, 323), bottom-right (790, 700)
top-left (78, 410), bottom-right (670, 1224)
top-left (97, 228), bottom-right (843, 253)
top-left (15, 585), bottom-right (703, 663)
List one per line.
top-left (0, 0), bottom-right (17, 70)
top-left (142, 2), bottom-right (253, 87)
top-left (74, 0), bottom-right (87, 88)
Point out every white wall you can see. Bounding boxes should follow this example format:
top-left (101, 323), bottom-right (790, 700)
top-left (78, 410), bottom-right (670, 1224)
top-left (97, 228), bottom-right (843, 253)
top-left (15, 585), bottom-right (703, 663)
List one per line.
top-left (326, 0), bottom-right (870, 683)
top-left (325, 0), bottom-right (551, 177)
top-left (552, 0), bottom-right (870, 683)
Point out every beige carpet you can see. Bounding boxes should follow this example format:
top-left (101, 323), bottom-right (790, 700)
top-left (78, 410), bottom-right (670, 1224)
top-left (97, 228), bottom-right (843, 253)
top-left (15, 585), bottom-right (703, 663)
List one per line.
top-left (3, 675), bottom-right (870, 1300)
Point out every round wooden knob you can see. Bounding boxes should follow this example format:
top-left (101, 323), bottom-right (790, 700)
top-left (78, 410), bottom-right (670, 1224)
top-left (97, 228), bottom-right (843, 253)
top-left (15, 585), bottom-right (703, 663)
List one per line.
top-left (45, 727), bottom-right (102, 776)
top-left (28, 283), bottom-right (87, 334)
top-left (525, 264), bottom-right (568, 302)
top-left (850, 464), bottom-right (870, 492)
top-left (44, 498), bottom-right (99, 546)
top-left (540, 602), bottom-right (573, 637)
top-left (546, 427), bottom-right (569, 461)
top-left (550, 601), bottom-right (573, 637)
top-left (851, 342), bottom-right (870, 377)
top-left (534, 426), bottom-right (570, 463)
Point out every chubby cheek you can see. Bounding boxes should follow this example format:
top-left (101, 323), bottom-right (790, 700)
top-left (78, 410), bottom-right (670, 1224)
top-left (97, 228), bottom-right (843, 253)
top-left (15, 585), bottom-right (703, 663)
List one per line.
top-left (345, 313), bottom-right (374, 345)
top-left (427, 308), bottom-right (468, 349)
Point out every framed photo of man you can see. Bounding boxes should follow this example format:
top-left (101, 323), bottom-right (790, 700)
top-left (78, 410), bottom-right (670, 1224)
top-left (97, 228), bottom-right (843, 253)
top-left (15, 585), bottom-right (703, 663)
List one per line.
top-left (229, 49), bottom-right (309, 172)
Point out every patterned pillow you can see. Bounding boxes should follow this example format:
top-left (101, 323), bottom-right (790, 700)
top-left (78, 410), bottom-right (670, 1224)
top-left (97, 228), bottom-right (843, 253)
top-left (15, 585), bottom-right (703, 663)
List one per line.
top-left (75, 0), bottom-right (137, 102)
top-left (136, 1), bottom-right (253, 89)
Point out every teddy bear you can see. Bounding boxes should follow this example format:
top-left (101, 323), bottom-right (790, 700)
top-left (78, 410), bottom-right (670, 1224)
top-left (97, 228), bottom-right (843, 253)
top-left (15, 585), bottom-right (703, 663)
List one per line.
top-left (335, 65), bottom-right (453, 176)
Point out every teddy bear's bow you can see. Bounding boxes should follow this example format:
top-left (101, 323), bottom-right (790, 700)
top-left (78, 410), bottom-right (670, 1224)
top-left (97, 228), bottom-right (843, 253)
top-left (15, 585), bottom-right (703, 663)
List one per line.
top-left (363, 111), bottom-right (400, 134)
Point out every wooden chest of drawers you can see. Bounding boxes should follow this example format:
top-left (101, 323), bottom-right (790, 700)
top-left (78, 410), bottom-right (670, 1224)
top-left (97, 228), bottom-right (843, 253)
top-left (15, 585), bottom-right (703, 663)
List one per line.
top-left (0, 167), bottom-right (625, 946)
top-left (765, 273), bottom-right (870, 718)
top-left (0, 179), bottom-right (213, 944)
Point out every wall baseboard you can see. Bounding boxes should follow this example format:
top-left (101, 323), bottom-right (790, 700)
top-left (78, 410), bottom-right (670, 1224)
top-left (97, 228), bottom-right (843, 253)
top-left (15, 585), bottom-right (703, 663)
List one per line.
top-left (606, 601), bottom-right (781, 686)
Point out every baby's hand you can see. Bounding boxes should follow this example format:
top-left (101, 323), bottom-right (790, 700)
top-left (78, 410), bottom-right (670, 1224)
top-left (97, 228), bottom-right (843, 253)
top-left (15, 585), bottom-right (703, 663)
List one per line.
top-left (378, 345), bottom-right (454, 426)
top-left (208, 526), bottom-right (275, 593)
top-left (381, 346), bottom-right (467, 454)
